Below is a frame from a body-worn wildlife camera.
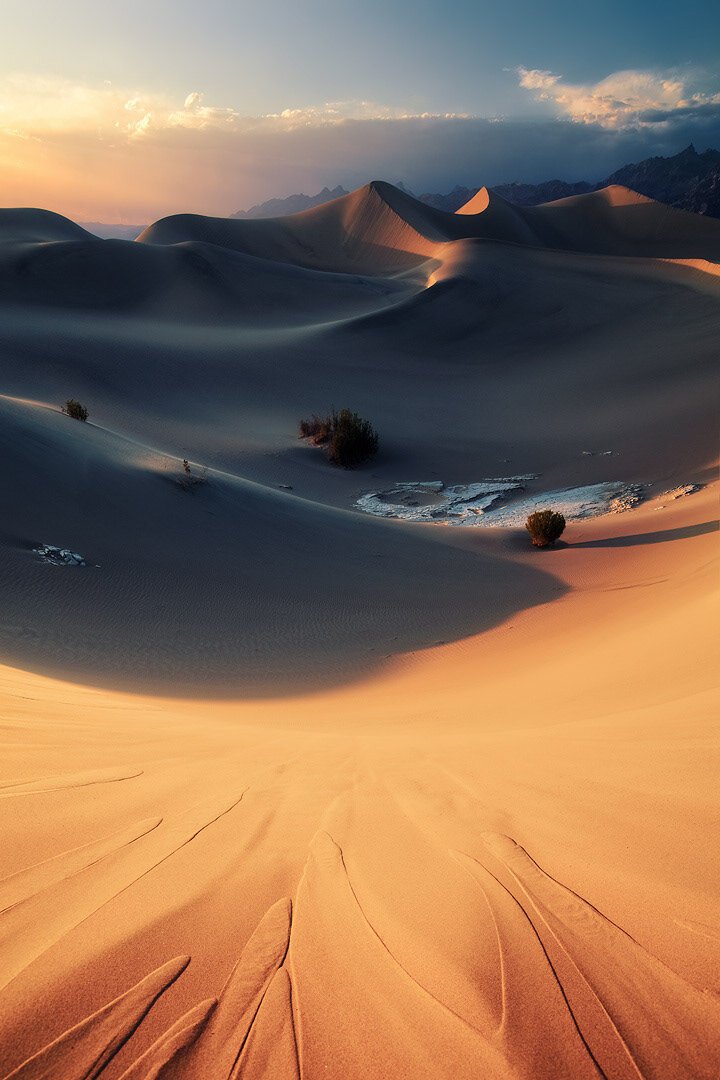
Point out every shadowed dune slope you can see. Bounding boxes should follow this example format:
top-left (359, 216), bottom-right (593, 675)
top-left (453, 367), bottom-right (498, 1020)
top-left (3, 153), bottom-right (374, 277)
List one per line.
top-left (455, 186), bottom-right (544, 246)
top-left (0, 207), bottom-right (96, 244)
top-left (0, 224), bottom-right (412, 324)
top-left (526, 185), bottom-right (720, 258)
top-left (0, 395), bottom-right (563, 696)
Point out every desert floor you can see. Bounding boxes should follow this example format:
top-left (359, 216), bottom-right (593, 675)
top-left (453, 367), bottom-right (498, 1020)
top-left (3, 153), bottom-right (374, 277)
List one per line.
top-left (0, 184), bottom-right (718, 1079)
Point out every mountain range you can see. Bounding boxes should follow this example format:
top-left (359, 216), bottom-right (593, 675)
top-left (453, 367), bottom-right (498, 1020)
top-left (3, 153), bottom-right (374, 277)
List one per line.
top-left (232, 144), bottom-right (720, 220)
top-left (79, 221), bottom-right (145, 240)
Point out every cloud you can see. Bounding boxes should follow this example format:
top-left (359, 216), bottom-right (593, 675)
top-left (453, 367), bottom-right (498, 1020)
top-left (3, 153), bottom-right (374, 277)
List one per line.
top-left (0, 74), bottom-right (120, 133)
top-left (261, 101), bottom-right (466, 127)
top-left (517, 69), bottom-right (560, 93)
top-left (0, 75), bottom-right (470, 142)
top-left (518, 66), bottom-right (720, 129)
top-left (2, 72), bottom-right (720, 223)
top-left (167, 94), bottom-right (242, 131)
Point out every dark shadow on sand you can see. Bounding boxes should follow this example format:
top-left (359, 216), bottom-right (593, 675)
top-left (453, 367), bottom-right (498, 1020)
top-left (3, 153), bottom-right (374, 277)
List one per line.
top-left (570, 520), bottom-right (718, 549)
top-left (0, 396), bottom-right (575, 701)
top-left (0, 527), bottom-right (569, 701)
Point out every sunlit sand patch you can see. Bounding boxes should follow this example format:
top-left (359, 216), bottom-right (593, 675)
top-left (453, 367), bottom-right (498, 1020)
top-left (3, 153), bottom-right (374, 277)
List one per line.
top-left (661, 483), bottom-right (703, 500)
top-left (357, 479), bottom-right (646, 526)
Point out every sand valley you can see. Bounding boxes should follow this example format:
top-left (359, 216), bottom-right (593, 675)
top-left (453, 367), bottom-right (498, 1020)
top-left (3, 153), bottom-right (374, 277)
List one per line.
top-left (0, 181), bottom-right (718, 1079)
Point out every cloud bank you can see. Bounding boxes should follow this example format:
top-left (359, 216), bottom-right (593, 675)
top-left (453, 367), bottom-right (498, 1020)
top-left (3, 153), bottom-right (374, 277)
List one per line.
top-left (1, 70), bottom-right (720, 222)
top-left (517, 65), bottom-right (720, 130)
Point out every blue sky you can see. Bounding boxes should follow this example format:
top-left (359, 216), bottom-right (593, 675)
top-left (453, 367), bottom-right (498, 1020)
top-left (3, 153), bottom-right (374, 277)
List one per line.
top-left (2, 0), bottom-right (720, 220)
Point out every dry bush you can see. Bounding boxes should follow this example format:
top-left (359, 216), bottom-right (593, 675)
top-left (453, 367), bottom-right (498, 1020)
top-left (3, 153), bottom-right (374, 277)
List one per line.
top-left (175, 459), bottom-right (208, 493)
top-left (299, 414), bottom-right (332, 444)
top-left (63, 399), bottom-right (88, 421)
top-left (525, 509), bottom-right (566, 547)
top-left (300, 408), bottom-right (379, 467)
top-left (328, 409), bottom-right (379, 467)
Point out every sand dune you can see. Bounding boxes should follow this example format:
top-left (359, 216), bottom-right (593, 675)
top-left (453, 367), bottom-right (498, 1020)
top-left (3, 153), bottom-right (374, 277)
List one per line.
top-left (0, 227), bottom-right (412, 324)
top-left (0, 180), bottom-right (717, 1078)
top-left (139, 180), bottom-right (720, 270)
top-left (138, 182), bottom-right (441, 274)
top-left (0, 208), bottom-right (95, 244)
top-left (457, 183), bottom-right (720, 259)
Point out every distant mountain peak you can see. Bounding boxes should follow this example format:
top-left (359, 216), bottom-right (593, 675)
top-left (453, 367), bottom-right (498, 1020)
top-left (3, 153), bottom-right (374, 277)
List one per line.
top-left (600, 144), bottom-right (720, 216)
top-left (232, 186), bottom-right (349, 219)
top-left (232, 181), bottom-right (418, 220)
top-left (230, 144), bottom-right (720, 223)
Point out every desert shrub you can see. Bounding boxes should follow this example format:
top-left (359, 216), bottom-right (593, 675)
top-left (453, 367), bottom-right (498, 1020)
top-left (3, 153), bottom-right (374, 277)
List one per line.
top-left (176, 458), bottom-right (207, 492)
top-left (525, 509), bottom-right (566, 547)
top-left (328, 409), bottom-right (379, 467)
top-left (299, 414), bottom-right (332, 445)
top-left (300, 408), bottom-right (379, 467)
top-left (63, 399), bottom-right (88, 422)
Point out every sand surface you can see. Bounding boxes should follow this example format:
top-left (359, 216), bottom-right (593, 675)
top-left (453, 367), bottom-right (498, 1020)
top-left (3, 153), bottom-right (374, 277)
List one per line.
top-left (0, 183), bottom-right (718, 1078)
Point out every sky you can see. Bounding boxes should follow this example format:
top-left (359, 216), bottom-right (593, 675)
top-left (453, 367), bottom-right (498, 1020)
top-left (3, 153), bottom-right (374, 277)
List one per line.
top-left (2, 0), bottom-right (720, 222)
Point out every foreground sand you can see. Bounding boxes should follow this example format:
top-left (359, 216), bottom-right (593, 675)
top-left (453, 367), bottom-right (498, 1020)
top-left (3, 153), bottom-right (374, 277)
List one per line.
top-left (0, 184), bottom-right (718, 1078)
top-left (0, 487), bottom-right (717, 1079)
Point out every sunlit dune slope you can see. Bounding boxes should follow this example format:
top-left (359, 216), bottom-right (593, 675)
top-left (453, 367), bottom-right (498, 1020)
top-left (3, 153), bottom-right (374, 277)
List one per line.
top-left (138, 181), bottom-right (443, 273)
top-left (457, 183), bottom-right (720, 258)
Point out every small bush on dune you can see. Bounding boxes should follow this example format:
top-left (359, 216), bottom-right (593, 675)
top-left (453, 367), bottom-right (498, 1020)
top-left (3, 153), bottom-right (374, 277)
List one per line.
top-left (328, 409), bottom-right (379, 467)
top-left (526, 509), bottom-right (566, 547)
top-left (176, 458), bottom-right (207, 492)
top-left (299, 408), bottom-right (379, 468)
top-left (299, 414), bottom-right (333, 445)
top-left (63, 399), bottom-right (88, 422)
